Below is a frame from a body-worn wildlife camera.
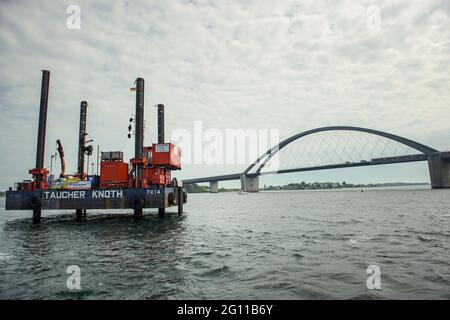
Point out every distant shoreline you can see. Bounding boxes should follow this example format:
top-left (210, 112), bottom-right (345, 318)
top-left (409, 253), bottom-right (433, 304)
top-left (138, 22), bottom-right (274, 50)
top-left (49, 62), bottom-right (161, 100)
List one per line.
top-left (185, 182), bottom-right (430, 193)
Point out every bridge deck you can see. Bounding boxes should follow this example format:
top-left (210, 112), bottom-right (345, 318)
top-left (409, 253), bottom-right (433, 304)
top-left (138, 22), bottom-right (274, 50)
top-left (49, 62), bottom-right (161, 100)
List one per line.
top-left (182, 154), bottom-right (428, 184)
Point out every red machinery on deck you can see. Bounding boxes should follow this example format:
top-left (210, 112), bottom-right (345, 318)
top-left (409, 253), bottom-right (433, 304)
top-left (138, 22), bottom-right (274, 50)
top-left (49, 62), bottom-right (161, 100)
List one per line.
top-left (99, 144), bottom-right (181, 189)
top-left (141, 143), bottom-right (181, 187)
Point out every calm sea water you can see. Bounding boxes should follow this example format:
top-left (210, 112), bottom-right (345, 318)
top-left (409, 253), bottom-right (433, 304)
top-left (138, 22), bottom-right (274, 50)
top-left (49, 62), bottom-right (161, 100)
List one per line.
top-left (0, 186), bottom-right (449, 299)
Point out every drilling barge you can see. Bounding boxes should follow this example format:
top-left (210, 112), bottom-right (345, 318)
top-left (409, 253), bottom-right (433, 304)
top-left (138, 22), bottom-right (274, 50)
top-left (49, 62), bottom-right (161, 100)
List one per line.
top-left (5, 70), bottom-right (187, 224)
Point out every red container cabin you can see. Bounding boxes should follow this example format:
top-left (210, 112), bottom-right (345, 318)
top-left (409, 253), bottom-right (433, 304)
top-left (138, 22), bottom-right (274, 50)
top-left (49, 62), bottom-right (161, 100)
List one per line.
top-left (100, 151), bottom-right (129, 188)
top-left (152, 143), bottom-right (181, 169)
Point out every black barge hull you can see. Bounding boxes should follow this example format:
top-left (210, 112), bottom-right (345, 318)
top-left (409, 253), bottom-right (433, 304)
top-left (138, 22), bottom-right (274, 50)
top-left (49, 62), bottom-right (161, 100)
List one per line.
top-left (5, 187), bottom-right (185, 210)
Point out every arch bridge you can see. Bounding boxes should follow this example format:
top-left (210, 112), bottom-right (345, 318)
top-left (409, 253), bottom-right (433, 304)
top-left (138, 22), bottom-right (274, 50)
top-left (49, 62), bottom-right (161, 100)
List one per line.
top-left (182, 126), bottom-right (450, 192)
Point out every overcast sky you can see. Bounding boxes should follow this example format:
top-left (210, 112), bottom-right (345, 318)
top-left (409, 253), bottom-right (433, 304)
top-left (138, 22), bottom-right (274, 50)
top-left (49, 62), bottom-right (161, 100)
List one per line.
top-left (0, 0), bottom-right (449, 189)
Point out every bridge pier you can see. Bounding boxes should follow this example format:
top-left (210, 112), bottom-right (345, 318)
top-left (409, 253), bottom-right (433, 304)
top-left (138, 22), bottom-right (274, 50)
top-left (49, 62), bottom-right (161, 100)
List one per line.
top-left (240, 174), bottom-right (259, 192)
top-left (428, 153), bottom-right (450, 188)
top-left (209, 181), bottom-right (219, 193)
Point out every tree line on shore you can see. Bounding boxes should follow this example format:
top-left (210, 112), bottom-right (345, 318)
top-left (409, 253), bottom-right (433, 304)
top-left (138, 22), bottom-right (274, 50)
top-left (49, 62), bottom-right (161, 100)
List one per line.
top-left (185, 181), bottom-right (427, 193)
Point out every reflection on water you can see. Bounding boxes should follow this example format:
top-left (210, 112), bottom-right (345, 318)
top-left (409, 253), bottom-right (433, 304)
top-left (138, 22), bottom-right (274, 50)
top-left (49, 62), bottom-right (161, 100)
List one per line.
top-left (0, 187), bottom-right (449, 299)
